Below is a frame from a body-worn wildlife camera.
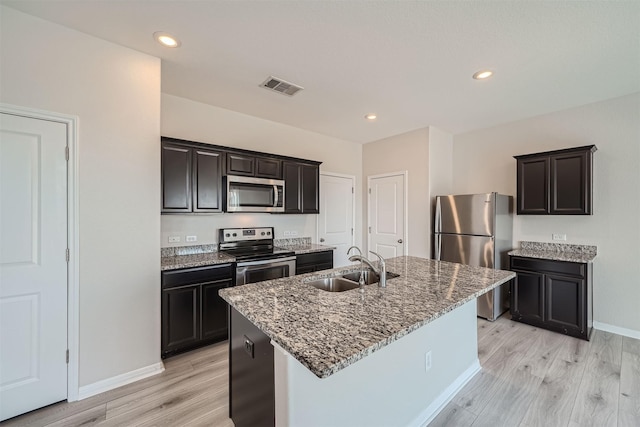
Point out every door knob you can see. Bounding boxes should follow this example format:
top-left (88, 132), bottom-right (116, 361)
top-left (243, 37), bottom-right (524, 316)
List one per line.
top-left (398, 239), bottom-right (403, 244)
top-left (320, 238), bottom-right (325, 242)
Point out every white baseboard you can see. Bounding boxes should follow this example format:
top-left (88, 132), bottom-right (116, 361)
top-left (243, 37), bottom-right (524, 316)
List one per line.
top-left (77, 362), bottom-right (165, 400)
top-left (410, 359), bottom-right (481, 427)
top-left (593, 321), bottom-right (640, 340)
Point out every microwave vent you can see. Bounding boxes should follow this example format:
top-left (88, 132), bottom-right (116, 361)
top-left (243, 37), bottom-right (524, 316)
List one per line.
top-left (260, 76), bottom-right (304, 96)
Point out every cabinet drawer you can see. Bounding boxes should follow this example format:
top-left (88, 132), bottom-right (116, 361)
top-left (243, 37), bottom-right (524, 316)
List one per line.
top-left (510, 257), bottom-right (585, 278)
top-left (162, 263), bottom-right (234, 289)
top-left (296, 251), bottom-right (333, 267)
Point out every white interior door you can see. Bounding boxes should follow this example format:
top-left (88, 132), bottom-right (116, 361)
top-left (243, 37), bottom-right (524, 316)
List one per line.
top-left (0, 113), bottom-right (68, 421)
top-left (368, 172), bottom-right (406, 259)
top-left (318, 173), bottom-right (355, 267)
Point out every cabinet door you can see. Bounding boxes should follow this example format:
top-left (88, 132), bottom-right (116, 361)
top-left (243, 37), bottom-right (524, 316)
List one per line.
top-left (516, 157), bottom-right (549, 214)
top-left (162, 286), bottom-right (200, 355)
top-left (227, 153), bottom-right (255, 176)
top-left (545, 274), bottom-right (586, 334)
top-left (550, 151), bottom-right (591, 215)
top-left (255, 157), bottom-right (282, 179)
top-left (301, 164), bottom-right (320, 213)
top-left (162, 143), bottom-right (192, 212)
top-left (283, 162), bottom-right (302, 213)
top-left (201, 280), bottom-right (232, 342)
top-left (193, 148), bottom-right (223, 212)
top-left (511, 270), bottom-right (544, 322)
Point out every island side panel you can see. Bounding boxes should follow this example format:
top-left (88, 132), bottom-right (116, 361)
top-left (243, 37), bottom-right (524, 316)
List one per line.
top-left (229, 307), bottom-right (275, 427)
top-left (274, 300), bottom-right (479, 427)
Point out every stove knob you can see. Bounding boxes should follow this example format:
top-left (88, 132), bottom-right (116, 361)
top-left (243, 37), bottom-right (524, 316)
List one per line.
top-left (232, 233), bottom-right (237, 237)
top-left (261, 232), bottom-right (265, 236)
top-left (267, 231), bottom-right (271, 235)
top-left (225, 233), bottom-right (230, 238)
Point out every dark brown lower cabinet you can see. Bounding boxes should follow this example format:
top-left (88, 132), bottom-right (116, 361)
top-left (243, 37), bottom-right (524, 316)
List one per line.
top-left (295, 250), bottom-right (333, 275)
top-left (161, 263), bottom-right (233, 358)
top-left (510, 256), bottom-right (592, 340)
top-left (229, 307), bottom-right (274, 427)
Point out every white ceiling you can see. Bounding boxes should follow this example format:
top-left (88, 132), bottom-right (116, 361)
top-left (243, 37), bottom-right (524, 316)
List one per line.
top-left (3, 1), bottom-right (639, 143)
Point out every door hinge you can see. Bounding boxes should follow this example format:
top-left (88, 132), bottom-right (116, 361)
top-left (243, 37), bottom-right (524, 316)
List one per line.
top-left (65, 146), bottom-right (69, 161)
top-left (351, 187), bottom-right (354, 194)
top-left (368, 226), bottom-right (371, 233)
top-left (66, 349), bottom-right (69, 364)
top-left (368, 188), bottom-right (371, 194)
top-left (351, 228), bottom-right (354, 235)
top-left (65, 248), bottom-right (70, 262)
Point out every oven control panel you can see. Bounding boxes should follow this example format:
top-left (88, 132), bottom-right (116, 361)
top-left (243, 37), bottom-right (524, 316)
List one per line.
top-left (219, 227), bottom-right (273, 243)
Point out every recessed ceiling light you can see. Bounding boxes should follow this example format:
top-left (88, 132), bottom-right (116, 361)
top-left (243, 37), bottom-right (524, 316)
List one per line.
top-left (153, 32), bottom-right (181, 48)
top-left (472, 70), bottom-right (493, 80)
top-left (365, 114), bottom-right (377, 121)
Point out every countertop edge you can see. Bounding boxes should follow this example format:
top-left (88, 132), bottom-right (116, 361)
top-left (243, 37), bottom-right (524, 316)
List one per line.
top-left (508, 249), bottom-right (596, 264)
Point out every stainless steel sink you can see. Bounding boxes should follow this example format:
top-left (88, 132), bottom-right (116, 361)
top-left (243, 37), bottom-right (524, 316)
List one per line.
top-left (307, 277), bottom-right (360, 292)
top-left (339, 270), bottom-right (400, 285)
top-left (306, 270), bottom-right (400, 292)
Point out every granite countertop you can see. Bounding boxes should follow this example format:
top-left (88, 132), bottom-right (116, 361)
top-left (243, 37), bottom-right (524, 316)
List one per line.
top-left (508, 241), bottom-right (597, 264)
top-left (161, 252), bottom-right (235, 271)
top-left (161, 240), bottom-right (336, 271)
top-left (276, 242), bottom-right (336, 254)
top-left (219, 256), bottom-right (515, 379)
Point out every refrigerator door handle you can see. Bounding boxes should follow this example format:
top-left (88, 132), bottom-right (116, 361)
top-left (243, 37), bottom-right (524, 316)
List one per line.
top-left (435, 197), bottom-right (442, 233)
top-left (434, 234), bottom-right (441, 260)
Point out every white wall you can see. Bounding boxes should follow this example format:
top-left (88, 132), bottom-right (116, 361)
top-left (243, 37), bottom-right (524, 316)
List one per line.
top-left (427, 127), bottom-right (454, 256)
top-left (363, 128), bottom-right (431, 258)
top-left (0, 6), bottom-right (161, 387)
top-left (161, 94), bottom-right (363, 247)
top-left (452, 93), bottom-right (640, 334)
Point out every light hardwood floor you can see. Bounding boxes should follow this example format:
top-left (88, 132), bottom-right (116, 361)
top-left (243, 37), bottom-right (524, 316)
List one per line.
top-left (2, 317), bottom-right (639, 427)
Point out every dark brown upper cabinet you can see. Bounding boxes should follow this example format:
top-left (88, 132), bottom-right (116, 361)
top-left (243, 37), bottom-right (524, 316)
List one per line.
top-left (162, 143), bottom-right (192, 213)
top-left (162, 138), bottom-right (224, 214)
top-left (227, 153), bottom-right (282, 179)
top-left (514, 145), bottom-right (596, 215)
top-left (192, 148), bottom-right (223, 212)
top-left (283, 161), bottom-right (320, 214)
top-left (161, 136), bottom-right (321, 214)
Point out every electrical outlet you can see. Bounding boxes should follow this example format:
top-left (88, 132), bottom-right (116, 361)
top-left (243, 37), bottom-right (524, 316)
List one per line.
top-left (186, 235), bottom-right (197, 242)
top-left (425, 351), bottom-right (432, 372)
top-left (168, 236), bottom-right (180, 243)
top-left (290, 230), bottom-right (298, 236)
top-left (283, 231), bottom-right (291, 237)
top-left (552, 234), bottom-right (567, 241)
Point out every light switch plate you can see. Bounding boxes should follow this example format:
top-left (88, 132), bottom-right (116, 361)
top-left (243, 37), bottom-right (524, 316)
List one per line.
top-left (186, 235), bottom-right (197, 242)
top-left (552, 234), bottom-right (567, 241)
top-left (168, 236), bottom-right (180, 243)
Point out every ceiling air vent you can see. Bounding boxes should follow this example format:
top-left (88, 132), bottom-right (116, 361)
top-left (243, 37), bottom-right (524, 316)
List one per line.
top-left (260, 76), bottom-right (304, 96)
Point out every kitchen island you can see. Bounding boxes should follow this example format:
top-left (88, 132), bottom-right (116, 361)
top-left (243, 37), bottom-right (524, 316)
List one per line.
top-left (219, 256), bottom-right (515, 427)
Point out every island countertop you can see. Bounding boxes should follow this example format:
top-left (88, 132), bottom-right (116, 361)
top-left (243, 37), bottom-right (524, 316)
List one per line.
top-left (219, 255), bottom-right (515, 379)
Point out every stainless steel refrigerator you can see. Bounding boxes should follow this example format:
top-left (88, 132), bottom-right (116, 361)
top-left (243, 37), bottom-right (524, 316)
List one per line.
top-left (434, 193), bottom-right (513, 321)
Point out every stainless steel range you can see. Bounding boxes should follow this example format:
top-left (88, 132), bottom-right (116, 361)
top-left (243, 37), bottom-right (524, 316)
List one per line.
top-left (218, 227), bottom-right (296, 286)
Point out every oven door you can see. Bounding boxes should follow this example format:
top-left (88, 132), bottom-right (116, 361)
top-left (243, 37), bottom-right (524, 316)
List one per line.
top-left (226, 175), bottom-right (284, 213)
top-left (235, 256), bottom-right (296, 286)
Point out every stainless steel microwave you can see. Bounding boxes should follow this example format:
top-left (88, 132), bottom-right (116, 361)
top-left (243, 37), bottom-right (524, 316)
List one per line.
top-left (224, 175), bottom-right (285, 213)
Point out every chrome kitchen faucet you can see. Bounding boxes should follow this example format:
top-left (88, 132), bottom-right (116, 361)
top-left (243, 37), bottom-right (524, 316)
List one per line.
top-left (348, 251), bottom-right (387, 288)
